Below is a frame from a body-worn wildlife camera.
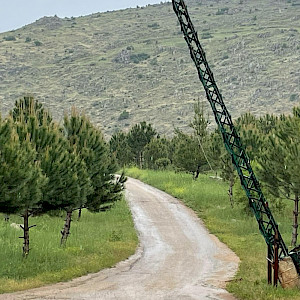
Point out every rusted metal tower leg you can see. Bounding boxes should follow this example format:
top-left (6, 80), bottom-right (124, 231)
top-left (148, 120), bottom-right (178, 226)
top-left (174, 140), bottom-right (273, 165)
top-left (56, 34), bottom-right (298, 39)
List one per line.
top-left (273, 229), bottom-right (279, 287)
top-left (268, 244), bottom-right (272, 284)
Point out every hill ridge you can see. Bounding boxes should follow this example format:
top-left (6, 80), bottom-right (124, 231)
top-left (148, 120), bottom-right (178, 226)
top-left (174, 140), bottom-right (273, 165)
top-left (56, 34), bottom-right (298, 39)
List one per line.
top-left (0, 0), bottom-right (299, 137)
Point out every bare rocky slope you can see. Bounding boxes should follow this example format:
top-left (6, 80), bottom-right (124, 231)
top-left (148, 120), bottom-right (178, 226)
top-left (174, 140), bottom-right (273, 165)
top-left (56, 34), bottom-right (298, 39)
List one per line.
top-left (0, 0), bottom-right (299, 137)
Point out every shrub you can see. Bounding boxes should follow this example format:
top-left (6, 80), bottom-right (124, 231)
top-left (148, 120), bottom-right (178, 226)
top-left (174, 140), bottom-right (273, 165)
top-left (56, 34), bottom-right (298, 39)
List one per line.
top-left (150, 58), bottom-right (158, 65)
top-left (148, 22), bottom-right (160, 29)
top-left (130, 53), bottom-right (150, 63)
top-left (155, 158), bottom-right (171, 170)
top-left (289, 94), bottom-right (299, 102)
top-left (118, 110), bottom-right (130, 120)
top-left (216, 7), bottom-right (229, 15)
top-left (34, 40), bottom-right (42, 46)
top-left (201, 32), bottom-right (213, 39)
top-left (3, 36), bottom-right (16, 41)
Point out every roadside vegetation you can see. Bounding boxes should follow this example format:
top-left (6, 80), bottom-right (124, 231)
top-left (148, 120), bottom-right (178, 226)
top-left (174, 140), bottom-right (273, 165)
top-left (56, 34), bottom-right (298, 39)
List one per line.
top-left (0, 96), bottom-right (299, 297)
top-left (125, 168), bottom-right (299, 300)
top-left (0, 200), bottom-right (137, 294)
top-left (109, 101), bottom-right (300, 299)
top-left (111, 102), bottom-right (300, 248)
top-left (0, 96), bottom-right (137, 293)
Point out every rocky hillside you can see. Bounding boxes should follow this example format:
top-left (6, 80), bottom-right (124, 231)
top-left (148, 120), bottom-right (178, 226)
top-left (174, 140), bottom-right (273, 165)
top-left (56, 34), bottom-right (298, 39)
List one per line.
top-left (0, 0), bottom-right (299, 137)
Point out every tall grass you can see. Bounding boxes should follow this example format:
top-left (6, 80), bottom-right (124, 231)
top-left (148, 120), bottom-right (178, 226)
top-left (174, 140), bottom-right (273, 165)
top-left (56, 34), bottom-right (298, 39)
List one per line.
top-left (0, 198), bottom-right (138, 293)
top-left (126, 167), bottom-right (300, 300)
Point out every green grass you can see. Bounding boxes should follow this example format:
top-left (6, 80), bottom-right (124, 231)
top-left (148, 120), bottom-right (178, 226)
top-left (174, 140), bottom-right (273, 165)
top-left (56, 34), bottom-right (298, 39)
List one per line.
top-left (125, 167), bottom-right (300, 300)
top-left (0, 198), bottom-right (138, 294)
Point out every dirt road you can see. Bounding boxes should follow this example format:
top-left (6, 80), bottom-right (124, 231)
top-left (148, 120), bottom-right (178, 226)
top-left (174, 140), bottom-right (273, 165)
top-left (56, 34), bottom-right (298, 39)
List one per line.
top-left (2, 177), bottom-right (239, 300)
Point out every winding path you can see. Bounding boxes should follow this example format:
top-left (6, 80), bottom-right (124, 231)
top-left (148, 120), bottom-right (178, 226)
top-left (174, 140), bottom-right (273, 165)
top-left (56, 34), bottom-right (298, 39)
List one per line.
top-left (1, 177), bottom-right (239, 300)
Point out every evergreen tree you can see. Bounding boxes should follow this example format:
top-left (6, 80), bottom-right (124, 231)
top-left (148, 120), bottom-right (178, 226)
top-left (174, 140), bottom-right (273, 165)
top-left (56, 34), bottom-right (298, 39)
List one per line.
top-left (11, 98), bottom-right (92, 245)
top-left (189, 99), bottom-right (212, 173)
top-left (41, 143), bottom-right (92, 244)
top-left (258, 109), bottom-right (300, 246)
top-left (10, 96), bottom-right (52, 126)
top-left (173, 129), bottom-right (207, 178)
top-left (189, 100), bottom-right (209, 140)
top-left (110, 131), bottom-right (134, 167)
top-left (235, 112), bottom-right (261, 160)
top-left (127, 121), bottom-right (157, 168)
top-left (64, 109), bottom-right (126, 214)
top-left (209, 130), bottom-right (235, 207)
top-left (144, 137), bottom-right (170, 169)
top-left (257, 113), bottom-right (279, 135)
top-left (208, 130), bottom-right (223, 172)
top-left (0, 118), bottom-right (47, 256)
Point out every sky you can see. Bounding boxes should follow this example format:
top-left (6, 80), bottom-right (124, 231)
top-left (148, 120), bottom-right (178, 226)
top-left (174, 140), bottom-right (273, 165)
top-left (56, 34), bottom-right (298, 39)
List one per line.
top-left (0, 0), bottom-right (164, 33)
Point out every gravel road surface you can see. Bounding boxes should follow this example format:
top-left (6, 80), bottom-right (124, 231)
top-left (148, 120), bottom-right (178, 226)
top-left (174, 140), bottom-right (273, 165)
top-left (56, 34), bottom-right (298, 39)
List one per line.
top-left (1, 177), bottom-right (239, 300)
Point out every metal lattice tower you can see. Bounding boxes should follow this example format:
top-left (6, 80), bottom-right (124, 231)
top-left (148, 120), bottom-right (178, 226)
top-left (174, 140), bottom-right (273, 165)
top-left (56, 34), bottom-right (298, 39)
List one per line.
top-left (172, 0), bottom-right (300, 273)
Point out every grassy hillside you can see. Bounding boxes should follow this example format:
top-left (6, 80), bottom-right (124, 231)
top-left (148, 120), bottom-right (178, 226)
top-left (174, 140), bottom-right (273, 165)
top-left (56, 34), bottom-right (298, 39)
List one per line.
top-left (0, 0), bottom-right (299, 137)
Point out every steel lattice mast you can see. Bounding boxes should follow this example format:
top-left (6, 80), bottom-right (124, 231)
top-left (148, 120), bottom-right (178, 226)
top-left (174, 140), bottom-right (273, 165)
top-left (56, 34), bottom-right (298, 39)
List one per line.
top-left (172, 0), bottom-right (300, 272)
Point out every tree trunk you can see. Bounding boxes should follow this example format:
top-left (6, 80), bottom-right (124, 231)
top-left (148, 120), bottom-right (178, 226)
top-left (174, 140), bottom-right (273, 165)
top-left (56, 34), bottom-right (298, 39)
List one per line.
top-left (78, 207), bottom-right (82, 221)
top-left (139, 151), bottom-right (143, 169)
top-left (61, 210), bottom-right (73, 246)
top-left (194, 165), bottom-right (201, 179)
top-left (291, 192), bottom-right (299, 247)
top-left (21, 210), bottom-right (30, 257)
top-left (228, 176), bottom-right (234, 208)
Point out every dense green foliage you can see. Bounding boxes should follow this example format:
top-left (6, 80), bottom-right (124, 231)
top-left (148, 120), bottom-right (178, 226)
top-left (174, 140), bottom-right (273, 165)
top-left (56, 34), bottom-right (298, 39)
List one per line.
top-left (126, 121), bottom-right (157, 168)
top-left (0, 97), bottom-right (126, 254)
top-left (111, 103), bottom-right (300, 247)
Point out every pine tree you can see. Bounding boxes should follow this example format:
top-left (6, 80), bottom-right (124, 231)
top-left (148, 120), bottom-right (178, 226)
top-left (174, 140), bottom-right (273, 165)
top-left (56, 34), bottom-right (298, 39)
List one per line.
top-left (189, 99), bottom-right (212, 174)
top-left (258, 109), bottom-right (300, 246)
top-left (11, 98), bottom-right (92, 245)
top-left (209, 130), bottom-right (235, 207)
top-left (235, 112), bottom-right (262, 161)
top-left (144, 137), bottom-right (170, 169)
top-left (64, 109), bottom-right (126, 214)
top-left (173, 129), bottom-right (207, 178)
top-left (127, 121), bottom-right (157, 168)
top-left (10, 96), bottom-right (52, 126)
top-left (257, 113), bottom-right (279, 135)
top-left (109, 131), bottom-right (134, 167)
top-left (0, 117), bottom-right (47, 256)
top-left (58, 152), bottom-right (92, 245)
top-left (189, 99), bottom-right (209, 141)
